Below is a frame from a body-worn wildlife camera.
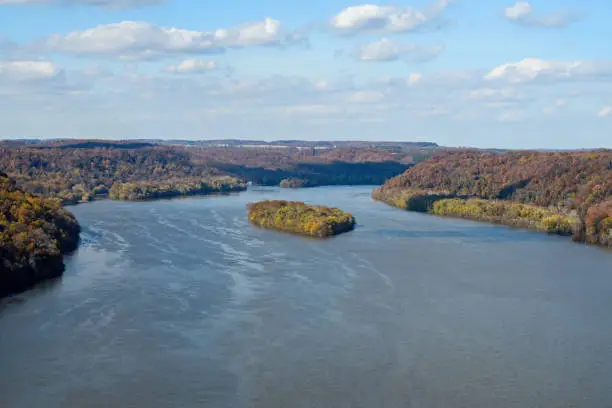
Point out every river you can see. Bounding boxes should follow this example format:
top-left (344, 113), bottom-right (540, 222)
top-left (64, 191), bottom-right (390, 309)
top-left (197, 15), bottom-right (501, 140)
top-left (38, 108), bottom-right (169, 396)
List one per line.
top-left (1, 186), bottom-right (612, 408)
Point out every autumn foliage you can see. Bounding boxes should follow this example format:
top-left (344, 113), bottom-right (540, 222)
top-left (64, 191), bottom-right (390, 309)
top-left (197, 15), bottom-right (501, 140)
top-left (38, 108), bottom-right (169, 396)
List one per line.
top-left (0, 172), bottom-right (80, 297)
top-left (375, 150), bottom-right (612, 246)
top-left (247, 200), bottom-right (355, 238)
top-left (0, 144), bottom-right (419, 203)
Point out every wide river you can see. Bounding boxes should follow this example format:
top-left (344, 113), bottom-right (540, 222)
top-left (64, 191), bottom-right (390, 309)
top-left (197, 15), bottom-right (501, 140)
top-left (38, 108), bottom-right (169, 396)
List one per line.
top-left (1, 186), bottom-right (612, 408)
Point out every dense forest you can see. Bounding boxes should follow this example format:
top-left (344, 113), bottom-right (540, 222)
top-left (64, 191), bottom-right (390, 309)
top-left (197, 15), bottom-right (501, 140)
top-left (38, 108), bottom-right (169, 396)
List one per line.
top-left (0, 172), bottom-right (80, 298)
top-left (374, 150), bottom-right (612, 247)
top-left (247, 200), bottom-right (355, 238)
top-left (0, 142), bottom-right (433, 203)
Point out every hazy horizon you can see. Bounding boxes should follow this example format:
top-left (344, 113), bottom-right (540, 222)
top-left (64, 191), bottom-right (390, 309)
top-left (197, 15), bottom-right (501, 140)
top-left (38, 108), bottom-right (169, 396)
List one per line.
top-left (2, 136), bottom-right (611, 151)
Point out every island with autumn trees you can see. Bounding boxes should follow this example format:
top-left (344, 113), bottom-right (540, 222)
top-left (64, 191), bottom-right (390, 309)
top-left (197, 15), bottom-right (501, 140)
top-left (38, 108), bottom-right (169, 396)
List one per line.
top-left (0, 172), bottom-right (80, 298)
top-left (247, 200), bottom-right (356, 238)
top-left (373, 150), bottom-right (612, 247)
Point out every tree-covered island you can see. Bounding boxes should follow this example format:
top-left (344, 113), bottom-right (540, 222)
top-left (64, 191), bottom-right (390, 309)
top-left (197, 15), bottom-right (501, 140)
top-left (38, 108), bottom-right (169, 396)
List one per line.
top-left (247, 200), bottom-right (356, 238)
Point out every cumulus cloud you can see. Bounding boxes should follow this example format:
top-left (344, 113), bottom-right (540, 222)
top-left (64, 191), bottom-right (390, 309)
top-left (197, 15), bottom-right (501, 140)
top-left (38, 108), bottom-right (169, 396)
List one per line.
top-left (331, 0), bottom-right (452, 35)
top-left (598, 106), bottom-right (612, 118)
top-left (356, 38), bottom-right (442, 62)
top-left (165, 59), bottom-right (217, 74)
top-left (0, 60), bottom-right (59, 81)
top-left (40, 18), bottom-right (303, 59)
top-left (485, 58), bottom-right (612, 83)
top-left (0, 0), bottom-right (163, 7)
top-left (504, 2), bottom-right (577, 28)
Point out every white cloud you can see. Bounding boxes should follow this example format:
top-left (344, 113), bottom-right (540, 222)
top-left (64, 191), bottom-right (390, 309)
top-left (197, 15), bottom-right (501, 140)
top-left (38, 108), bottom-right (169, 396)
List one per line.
top-left (485, 58), bottom-right (612, 83)
top-left (331, 0), bottom-right (452, 34)
top-left (0, 60), bottom-right (59, 81)
top-left (40, 18), bottom-right (302, 59)
top-left (346, 90), bottom-right (384, 103)
top-left (504, 1), bottom-right (576, 28)
top-left (598, 106), bottom-right (612, 118)
top-left (0, 0), bottom-right (163, 7)
top-left (468, 87), bottom-right (524, 101)
top-left (541, 99), bottom-right (568, 115)
top-left (356, 38), bottom-right (442, 62)
top-left (283, 104), bottom-right (343, 116)
top-left (165, 59), bottom-right (217, 74)
top-left (497, 110), bottom-right (527, 122)
top-left (407, 72), bottom-right (422, 86)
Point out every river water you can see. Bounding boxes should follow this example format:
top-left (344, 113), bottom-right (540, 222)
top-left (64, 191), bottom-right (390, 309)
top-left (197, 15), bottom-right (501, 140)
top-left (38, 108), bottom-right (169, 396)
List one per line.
top-left (1, 186), bottom-right (612, 408)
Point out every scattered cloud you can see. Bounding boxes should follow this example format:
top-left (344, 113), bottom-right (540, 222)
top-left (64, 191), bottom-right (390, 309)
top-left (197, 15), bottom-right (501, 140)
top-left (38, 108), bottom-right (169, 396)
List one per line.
top-left (330, 0), bottom-right (452, 35)
top-left (497, 110), bottom-right (527, 122)
top-left (485, 58), bottom-right (612, 84)
top-left (165, 59), bottom-right (217, 74)
top-left (0, 0), bottom-right (164, 8)
top-left (0, 60), bottom-right (59, 81)
top-left (598, 106), bottom-right (612, 118)
top-left (541, 99), bottom-right (567, 115)
top-left (468, 87), bottom-right (525, 101)
top-left (407, 72), bottom-right (422, 86)
top-left (39, 18), bottom-right (304, 60)
top-left (356, 38), bottom-right (442, 62)
top-left (346, 90), bottom-right (384, 103)
top-left (504, 1), bottom-right (577, 28)
top-left (283, 104), bottom-right (343, 116)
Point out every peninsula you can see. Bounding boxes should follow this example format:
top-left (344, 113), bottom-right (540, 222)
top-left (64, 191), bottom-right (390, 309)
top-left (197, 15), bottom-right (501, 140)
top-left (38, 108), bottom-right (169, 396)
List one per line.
top-left (373, 150), bottom-right (612, 247)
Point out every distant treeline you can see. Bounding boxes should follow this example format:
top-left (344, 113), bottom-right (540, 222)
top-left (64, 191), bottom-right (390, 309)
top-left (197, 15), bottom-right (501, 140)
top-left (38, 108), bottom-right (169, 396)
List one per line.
top-left (374, 150), bottom-right (612, 247)
top-left (0, 172), bottom-right (80, 298)
top-left (0, 143), bottom-right (431, 203)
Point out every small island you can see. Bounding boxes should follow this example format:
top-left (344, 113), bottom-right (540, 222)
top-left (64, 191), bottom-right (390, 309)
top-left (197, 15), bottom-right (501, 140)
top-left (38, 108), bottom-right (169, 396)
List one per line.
top-left (247, 200), bottom-right (356, 238)
top-left (279, 178), bottom-right (311, 189)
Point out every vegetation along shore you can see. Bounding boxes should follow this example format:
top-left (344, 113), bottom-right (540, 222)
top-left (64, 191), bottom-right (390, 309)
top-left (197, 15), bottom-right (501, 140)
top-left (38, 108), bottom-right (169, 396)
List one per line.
top-left (0, 172), bottom-right (80, 298)
top-left (373, 150), bottom-right (612, 247)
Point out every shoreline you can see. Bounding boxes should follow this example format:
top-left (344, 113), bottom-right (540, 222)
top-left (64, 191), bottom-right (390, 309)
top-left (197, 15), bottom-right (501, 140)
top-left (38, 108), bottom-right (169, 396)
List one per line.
top-left (372, 187), bottom-right (611, 249)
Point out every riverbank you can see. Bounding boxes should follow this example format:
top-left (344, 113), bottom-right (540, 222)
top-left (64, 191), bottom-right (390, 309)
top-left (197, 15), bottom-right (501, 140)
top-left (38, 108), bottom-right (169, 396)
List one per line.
top-left (372, 187), bottom-right (612, 246)
top-left (373, 150), bottom-right (611, 248)
top-left (1, 173), bottom-right (81, 298)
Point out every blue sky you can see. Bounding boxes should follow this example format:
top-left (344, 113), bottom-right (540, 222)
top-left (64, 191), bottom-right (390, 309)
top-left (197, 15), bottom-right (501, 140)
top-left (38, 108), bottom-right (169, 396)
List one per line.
top-left (0, 0), bottom-right (610, 148)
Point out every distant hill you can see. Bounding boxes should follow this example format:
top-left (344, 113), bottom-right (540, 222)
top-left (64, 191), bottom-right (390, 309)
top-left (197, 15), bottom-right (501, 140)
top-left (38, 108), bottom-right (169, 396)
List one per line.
top-left (0, 140), bottom-right (437, 204)
top-left (374, 150), bottom-right (612, 247)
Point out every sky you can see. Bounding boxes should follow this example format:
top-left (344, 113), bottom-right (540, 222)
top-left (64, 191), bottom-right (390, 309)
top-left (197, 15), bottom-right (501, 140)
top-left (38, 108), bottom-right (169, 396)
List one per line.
top-left (0, 0), bottom-right (610, 148)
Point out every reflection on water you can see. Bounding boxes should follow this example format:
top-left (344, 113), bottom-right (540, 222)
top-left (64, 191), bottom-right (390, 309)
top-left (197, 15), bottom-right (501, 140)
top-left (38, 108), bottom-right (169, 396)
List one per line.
top-left (1, 186), bottom-right (611, 408)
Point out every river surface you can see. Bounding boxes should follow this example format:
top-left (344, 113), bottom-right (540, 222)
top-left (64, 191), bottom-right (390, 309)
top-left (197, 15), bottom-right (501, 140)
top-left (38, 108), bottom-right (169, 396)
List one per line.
top-left (1, 186), bottom-right (612, 408)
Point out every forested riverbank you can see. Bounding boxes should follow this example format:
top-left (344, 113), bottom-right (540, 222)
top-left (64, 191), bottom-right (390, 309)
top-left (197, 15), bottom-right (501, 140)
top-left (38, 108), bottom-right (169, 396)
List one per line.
top-left (0, 172), bottom-right (80, 298)
top-left (373, 150), bottom-right (612, 247)
top-left (0, 141), bottom-right (434, 204)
